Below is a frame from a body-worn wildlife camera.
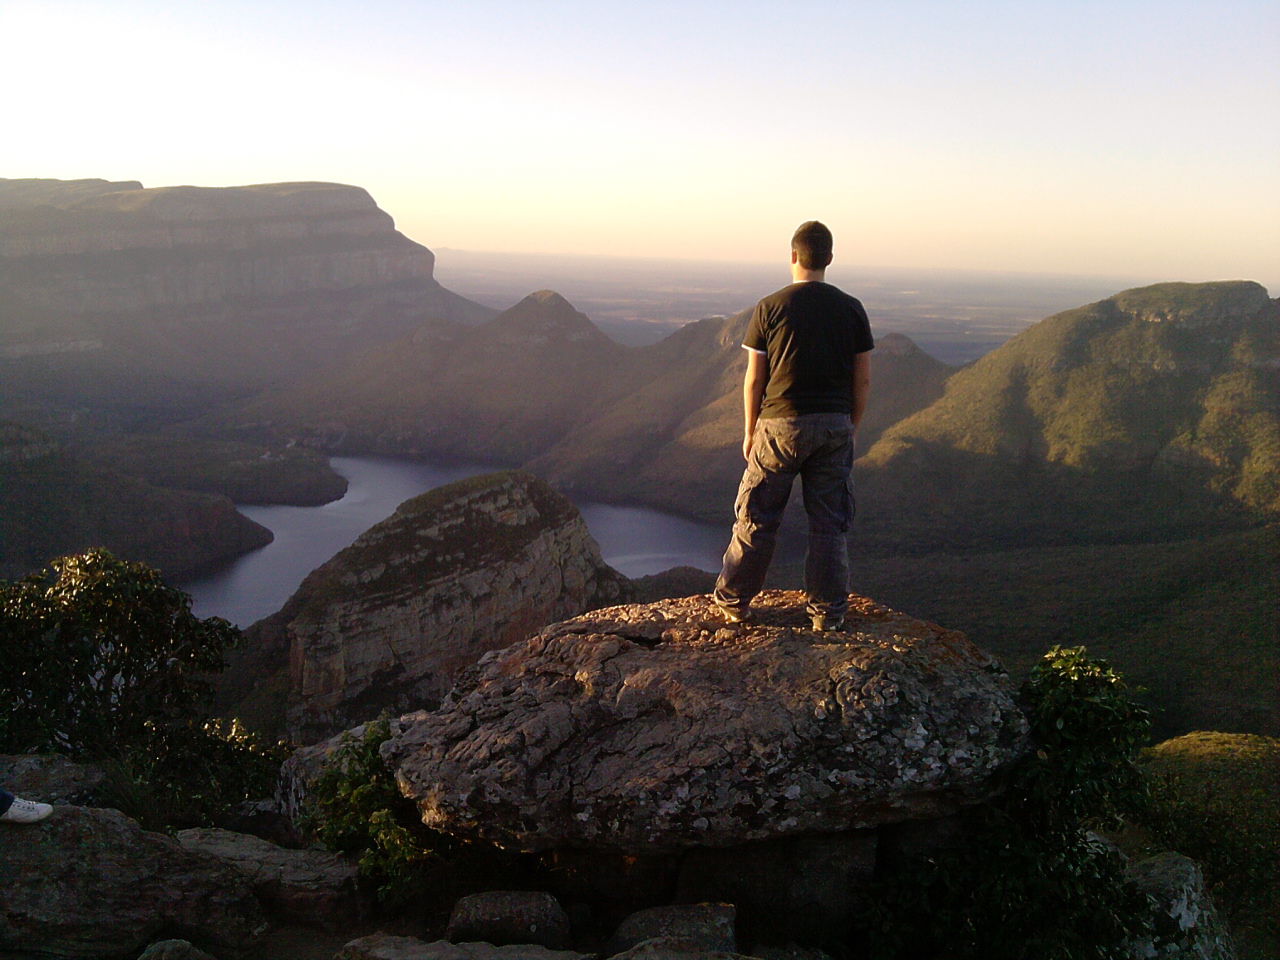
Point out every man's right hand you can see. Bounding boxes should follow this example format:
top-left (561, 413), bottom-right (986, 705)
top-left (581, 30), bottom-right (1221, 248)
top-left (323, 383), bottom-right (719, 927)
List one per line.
top-left (742, 434), bottom-right (754, 461)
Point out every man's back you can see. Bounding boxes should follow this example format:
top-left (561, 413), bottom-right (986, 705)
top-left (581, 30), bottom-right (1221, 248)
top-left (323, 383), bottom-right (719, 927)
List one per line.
top-left (745, 281), bottom-right (872, 419)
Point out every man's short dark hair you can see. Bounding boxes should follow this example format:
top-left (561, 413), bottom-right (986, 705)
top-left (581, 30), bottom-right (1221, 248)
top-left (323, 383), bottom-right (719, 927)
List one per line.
top-left (791, 220), bottom-right (833, 270)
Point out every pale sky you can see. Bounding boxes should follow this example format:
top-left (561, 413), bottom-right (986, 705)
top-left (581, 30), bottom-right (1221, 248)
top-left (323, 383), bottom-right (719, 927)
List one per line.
top-left (3, 0), bottom-right (1278, 287)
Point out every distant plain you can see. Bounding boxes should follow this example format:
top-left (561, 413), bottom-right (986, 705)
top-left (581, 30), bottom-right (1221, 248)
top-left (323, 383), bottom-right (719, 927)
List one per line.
top-left (434, 248), bottom-right (1151, 363)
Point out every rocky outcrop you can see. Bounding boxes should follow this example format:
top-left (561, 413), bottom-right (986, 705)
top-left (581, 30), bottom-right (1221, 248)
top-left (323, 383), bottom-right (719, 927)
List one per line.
top-left (0, 753), bottom-right (106, 804)
top-left (383, 590), bottom-right (1029, 853)
top-left (0, 806), bottom-right (265, 957)
top-left (338, 937), bottom-right (592, 960)
top-left (247, 471), bottom-right (628, 743)
top-left (1125, 853), bottom-right (1237, 960)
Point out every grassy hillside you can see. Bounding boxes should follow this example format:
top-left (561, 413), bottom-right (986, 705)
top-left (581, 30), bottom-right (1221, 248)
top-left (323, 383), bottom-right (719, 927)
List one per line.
top-left (1139, 732), bottom-right (1280, 959)
top-left (857, 281), bottom-right (1278, 551)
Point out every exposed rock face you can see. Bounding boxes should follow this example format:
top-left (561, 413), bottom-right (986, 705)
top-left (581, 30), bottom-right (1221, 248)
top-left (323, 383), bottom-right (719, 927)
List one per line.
top-left (383, 591), bottom-right (1029, 853)
top-left (1125, 852), bottom-right (1237, 960)
top-left (0, 806), bottom-right (265, 957)
top-left (0, 178), bottom-right (493, 398)
top-left (267, 471), bottom-right (628, 743)
top-left (0, 179), bottom-right (433, 311)
top-left (0, 753), bottom-right (106, 804)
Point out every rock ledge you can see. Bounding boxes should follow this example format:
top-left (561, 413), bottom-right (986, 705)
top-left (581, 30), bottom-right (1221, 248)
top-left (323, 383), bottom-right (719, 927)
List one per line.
top-left (385, 591), bottom-right (1029, 853)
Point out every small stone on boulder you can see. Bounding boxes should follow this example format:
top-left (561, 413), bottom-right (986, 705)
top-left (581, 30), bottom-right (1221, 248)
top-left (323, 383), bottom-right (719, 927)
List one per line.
top-left (137, 940), bottom-right (221, 960)
top-left (608, 940), bottom-right (753, 960)
top-left (447, 890), bottom-right (572, 949)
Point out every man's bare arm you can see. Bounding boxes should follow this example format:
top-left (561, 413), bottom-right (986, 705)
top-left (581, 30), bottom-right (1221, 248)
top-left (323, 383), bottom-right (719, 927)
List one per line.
top-left (851, 351), bottom-right (872, 435)
top-left (742, 348), bottom-right (767, 459)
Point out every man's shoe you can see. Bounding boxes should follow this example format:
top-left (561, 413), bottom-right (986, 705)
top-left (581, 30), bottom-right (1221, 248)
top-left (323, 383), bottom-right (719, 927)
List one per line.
top-left (811, 614), bottom-right (844, 632)
top-left (1, 797), bottom-right (53, 824)
top-left (717, 604), bottom-right (753, 624)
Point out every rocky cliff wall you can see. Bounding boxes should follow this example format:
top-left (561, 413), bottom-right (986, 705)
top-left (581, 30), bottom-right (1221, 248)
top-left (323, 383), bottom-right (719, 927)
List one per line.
top-left (0, 179), bottom-right (436, 314)
top-left (230, 471), bottom-right (629, 743)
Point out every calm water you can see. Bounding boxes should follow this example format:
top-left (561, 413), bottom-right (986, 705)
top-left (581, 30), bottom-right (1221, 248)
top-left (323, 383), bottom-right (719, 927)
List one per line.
top-left (181, 456), bottom-right (726, 627)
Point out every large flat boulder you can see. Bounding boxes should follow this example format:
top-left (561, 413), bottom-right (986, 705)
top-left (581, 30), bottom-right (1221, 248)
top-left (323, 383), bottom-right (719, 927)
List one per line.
top-left (384, 591), bottom-right (1029, 853)
top-left (0, 806), bottom-right (265, 957)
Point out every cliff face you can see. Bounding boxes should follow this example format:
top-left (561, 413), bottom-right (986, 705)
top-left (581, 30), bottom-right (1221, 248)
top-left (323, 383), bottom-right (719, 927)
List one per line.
top-left (0, 178), bottom-right (493, 396)
top-left (228, 471), bottom-right (629, 743)
top-left (0, 179), bottom-right (433, 313)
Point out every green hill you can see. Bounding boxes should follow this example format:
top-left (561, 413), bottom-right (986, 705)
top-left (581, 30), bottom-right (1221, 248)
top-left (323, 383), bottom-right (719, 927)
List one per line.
top-left (857, 281), bottom-right (1279, 551)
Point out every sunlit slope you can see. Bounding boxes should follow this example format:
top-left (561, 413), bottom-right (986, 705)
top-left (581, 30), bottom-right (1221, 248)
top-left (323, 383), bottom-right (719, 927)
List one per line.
top-left (858, 281), bottom-right (1279, 549)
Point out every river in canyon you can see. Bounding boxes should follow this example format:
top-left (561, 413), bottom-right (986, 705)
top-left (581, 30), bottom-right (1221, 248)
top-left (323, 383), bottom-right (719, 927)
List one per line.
top-left (181, 456), bottom-right (728, 627)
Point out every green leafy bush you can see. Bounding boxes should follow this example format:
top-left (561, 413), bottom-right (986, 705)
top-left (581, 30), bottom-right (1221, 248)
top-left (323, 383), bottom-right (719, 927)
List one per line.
top-left (0, 549), bottom-right (286, 827)
top-left (98, 718), bottom-right (289, 830)
top-left (301, 719), bottom-right (540, 912)
top-left (0, 549), bottom-right (240, 753)
top-left (868, 645), bottom-right (1155, 960)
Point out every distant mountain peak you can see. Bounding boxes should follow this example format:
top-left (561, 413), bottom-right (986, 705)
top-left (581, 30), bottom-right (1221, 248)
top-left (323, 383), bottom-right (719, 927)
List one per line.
top-left (491, 290), bottom-right (614, 345)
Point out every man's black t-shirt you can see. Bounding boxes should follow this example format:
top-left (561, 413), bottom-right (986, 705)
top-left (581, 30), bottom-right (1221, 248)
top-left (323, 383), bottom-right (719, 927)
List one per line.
top-left (743, 281), bottom-right (874, 418)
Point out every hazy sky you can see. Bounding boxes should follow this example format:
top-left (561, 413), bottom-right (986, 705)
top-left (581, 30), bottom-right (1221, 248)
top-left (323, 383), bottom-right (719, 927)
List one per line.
top-left (4, 0), bottom-right (1278, 286)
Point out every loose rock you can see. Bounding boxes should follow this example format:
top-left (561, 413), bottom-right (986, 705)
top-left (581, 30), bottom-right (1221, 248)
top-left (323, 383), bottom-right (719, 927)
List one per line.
top-left (606, 904), bottom-right (736, 957)
top-left (1125, 852), bottom-right (1237, 959)
top-left (447, 891), bottom-right (572, 949)
top-left (338, 935), bottom-right (593, 960)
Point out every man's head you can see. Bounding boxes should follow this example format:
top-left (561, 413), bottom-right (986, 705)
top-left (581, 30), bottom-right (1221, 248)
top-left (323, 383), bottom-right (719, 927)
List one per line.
top-left (791, 220), bottom-right (833, 270)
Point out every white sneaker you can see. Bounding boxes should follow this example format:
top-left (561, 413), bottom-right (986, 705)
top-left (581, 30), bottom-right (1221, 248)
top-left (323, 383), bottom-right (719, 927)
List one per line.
top-left (1, 797), bottom-right (53, 824)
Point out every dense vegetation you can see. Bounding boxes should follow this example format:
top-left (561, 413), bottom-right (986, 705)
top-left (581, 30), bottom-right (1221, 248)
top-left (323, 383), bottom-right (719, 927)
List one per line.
top-left (299, 718), bottom-right (541, 920)
top-left (84, 435), bottom-right (348, 505)
top-left (0, 549), bottom-right (284, 828)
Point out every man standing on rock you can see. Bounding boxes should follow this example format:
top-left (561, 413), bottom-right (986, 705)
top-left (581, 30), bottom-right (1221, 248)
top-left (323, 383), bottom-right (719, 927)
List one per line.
top-left (713, 221), bottom-right (873, 631)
